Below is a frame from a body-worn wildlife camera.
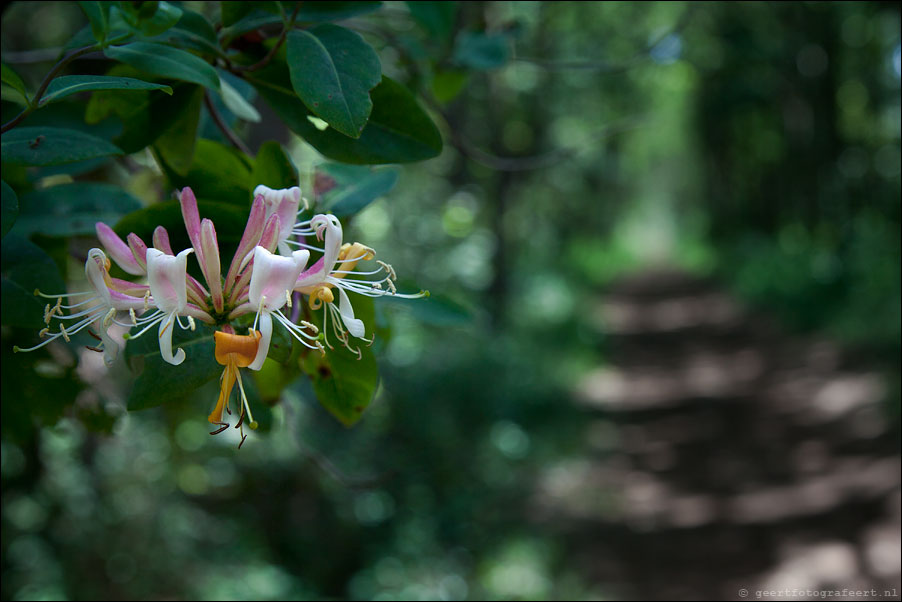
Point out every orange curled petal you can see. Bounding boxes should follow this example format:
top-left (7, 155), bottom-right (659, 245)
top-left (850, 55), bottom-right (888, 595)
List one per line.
top-left (214, 330), bottom-right (261, 367)
top-left (209, 362), bottom-right (236, 425)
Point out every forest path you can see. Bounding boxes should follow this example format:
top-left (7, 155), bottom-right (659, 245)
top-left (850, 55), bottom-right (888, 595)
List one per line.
top-left (533, 268), bottom-right (901, 600)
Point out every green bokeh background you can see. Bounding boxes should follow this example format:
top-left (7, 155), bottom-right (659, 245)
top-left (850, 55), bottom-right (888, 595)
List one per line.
top-left (2, 2), bottom-right (900, 600)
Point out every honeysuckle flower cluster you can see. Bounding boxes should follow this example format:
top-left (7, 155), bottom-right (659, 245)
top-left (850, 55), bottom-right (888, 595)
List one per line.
top-left (15, 185), bottom-right (426, 446)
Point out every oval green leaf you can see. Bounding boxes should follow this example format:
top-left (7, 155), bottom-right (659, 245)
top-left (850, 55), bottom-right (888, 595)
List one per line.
top-left (152, 85), bottom-right (205, 176)
top-left (318, 163), bottom-right (399, 217)
top-left (41, 75), bottom-right (172, 105)
top-left (77, 1), bottom-right (109, 43)
top-left (126, 323), bottom-right (221, 411)
top-left (1, 234), bottom-right (66, 329)
top-left (252, 141), bottom-right (299, 193)
top-left (1, 63), bottom-right (29, 102)
top-left (152, 8), bottom-right (220, 56)
top-left (156, 139), bottom-right (253, 206)
top-left (302, 297), bottom-right (379, 427)
top-left (16, 183), bottom-right (142, 237)
top-left (104, 42), bottom-right (220, 90)
top-left (1, 126), bottom-right (123, 166)
top-left (287, 25), bottom-right (382, 139)
top-left (253, 69), bottom-right (442, 164)
top-left (220, 77), bottom-right (260, 123)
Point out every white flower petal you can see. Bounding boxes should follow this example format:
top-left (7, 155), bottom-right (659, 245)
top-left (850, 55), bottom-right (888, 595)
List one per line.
top-left (158, 311), bottom-right (186, 365)
top-left (85, 249), bottom-right (113, 307)
top-left (97, 322), bottom-right (120, 366)
top-left (146, 248), bottom-right (193, 314)
top-left (249, 247), bottom-right (309, 312)
top-left (338, 288), bottom-right (365, 338)
top-left (248, 311), bottom-right (272, 371)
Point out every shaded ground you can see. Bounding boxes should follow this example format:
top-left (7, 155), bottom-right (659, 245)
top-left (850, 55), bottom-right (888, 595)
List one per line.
top-left (533, 269), bottom-right (901, 601)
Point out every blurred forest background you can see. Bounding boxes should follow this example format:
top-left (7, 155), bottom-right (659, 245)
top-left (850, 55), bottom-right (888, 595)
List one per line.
top-left (2, 1), bottom-right (900, 600)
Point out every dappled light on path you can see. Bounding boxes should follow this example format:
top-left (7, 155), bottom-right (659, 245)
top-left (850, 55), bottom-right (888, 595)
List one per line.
top-left (533, 269), bottom-right (901, 600)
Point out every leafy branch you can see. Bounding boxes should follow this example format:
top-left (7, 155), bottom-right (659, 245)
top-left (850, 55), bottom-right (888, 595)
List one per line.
top-left (231, 2), bottom-right (302, 74)
top-left (1, 45), bottom-right (98, 134)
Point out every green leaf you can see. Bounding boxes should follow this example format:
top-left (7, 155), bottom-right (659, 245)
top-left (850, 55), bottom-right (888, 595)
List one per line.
top-left (253, 69), bottom-right (442, 164)
top-left (15, 183), bottom-right (142, 237)
top-left (78, 1), bottom-right (109, 43)
top-left (264, 322), bottom-right (294, 366)
top-left (431, 69), bottom-right (469, 103)
top-left (1, 63), bottom-right (29, 103)
top-left (152, 8), bottom-right (220, 56)
top-left (318, 163), bottom-right (399, 217)
top-left (452, 31), bottom-right (510, 70)
top-left (85, 70), bottom-right (201, 154)
top-left (156, 139), bottom-right (253, 206)
top-left (286, 25), bottom-right (382, 138)
top-left (252, 141), bottom-right (299, 192)
top-left (220, 10), bottom-right (282, 42)
top-left (221, 2), bottom-right (382, 38)
top-left (299, 2), bottom-right (383, 22)
top-left (126, 323), bottom-right (221, 411)
top-left (132, 1), bottom-right (182, 37)
top-left (105, 42), bottom-right (220, 90)
top-left (1, 181), bottom-right (18, 239)
top-left (302, 296), bottom-right (379, 426)
top-left (64, 24), bottom-right (104, 52)
top-left (219, 77), bottom-right (260, 123)
top-left (1, 127), bottom-right (123, 166)
top-left (1, 234), bottom-right (65, 328)
top-left (41, 75), bottom-right (172, 105)
top-left (153, 85), bottom-right (204, 176)
top-left (220, 2), bottom-right (266, 27)
top-left (406, 1), bottom-right (458, 41)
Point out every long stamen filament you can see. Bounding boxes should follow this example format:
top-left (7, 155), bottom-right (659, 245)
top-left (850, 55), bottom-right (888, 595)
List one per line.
top-left (252, 295), bottom-right (266, 333)
top-left (234, 369), bottom-right (257, 429)
top-left (34, 289), bottom-right (96, 299)
top-left (122, 311), bottom-right (166, 340)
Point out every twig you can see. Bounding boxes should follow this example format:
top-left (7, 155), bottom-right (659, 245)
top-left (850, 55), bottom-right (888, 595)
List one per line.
top-left (232, 2), bottom-right (302, 73)
top-left (203, 91), bottom-right (251, 155)
top-left (1, 45), bottom-right (97, 134)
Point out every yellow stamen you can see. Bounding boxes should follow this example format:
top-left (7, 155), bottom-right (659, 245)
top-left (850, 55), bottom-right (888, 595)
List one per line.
top-left (335, 242), bottom-right (375, 276)
top-left (377, 260), bottom-right (396, 280)
top-left (308, 285), bottom-right (334, 310)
